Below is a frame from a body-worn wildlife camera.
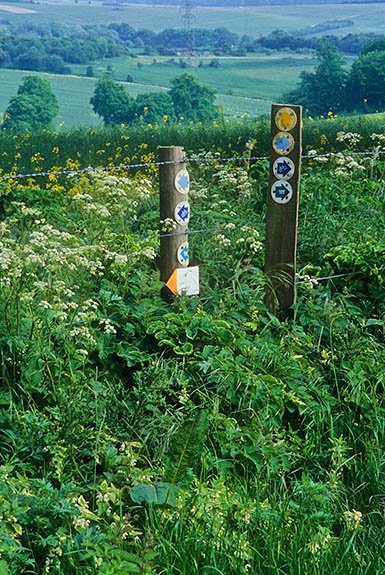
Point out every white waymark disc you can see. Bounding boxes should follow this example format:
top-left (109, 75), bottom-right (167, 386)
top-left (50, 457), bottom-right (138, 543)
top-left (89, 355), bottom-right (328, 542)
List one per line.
top-left (174, 201), bottom-right (190, 225)
top-left (271, 181), bottom-right (293, 204)
top-left (273, 157), bottom-right (295, 180)
top-left (175, 169), bottom-right (190, 194)
top-left (177, 242), bottom-right (189, 267)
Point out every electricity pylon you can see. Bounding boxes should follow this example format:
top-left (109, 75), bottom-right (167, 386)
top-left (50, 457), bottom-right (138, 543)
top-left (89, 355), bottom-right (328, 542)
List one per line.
top-left (182, 0), bottom-right (195, 63)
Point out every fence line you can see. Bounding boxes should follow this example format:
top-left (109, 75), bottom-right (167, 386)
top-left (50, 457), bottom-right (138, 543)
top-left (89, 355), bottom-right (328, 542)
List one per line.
top-left (159, 223), bottom-right (265, 238)
top-left (0, 137), bottom-right (381, 304)
top-left (1, 149), bottom-right (385, 182)
top-left (198, 270), bottom-right (373, 302)
top-left (158, 206), bottom-right (381, 239)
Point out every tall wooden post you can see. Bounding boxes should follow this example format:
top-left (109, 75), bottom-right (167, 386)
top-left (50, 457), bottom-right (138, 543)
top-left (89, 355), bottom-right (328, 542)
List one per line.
top-left (264, 104), bottom-right (302, 315)
top-left (159, 146), bottom-right (190, 300)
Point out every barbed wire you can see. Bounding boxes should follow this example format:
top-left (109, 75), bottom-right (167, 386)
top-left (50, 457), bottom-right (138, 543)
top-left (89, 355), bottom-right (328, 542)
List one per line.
top-left (0, 158), bottom-right (187, 182)
top-left (1, 148), bottom-right (385, 182)
top-left (157, 205), bottom-right (382, 238)
top-left (159, 222), bottom-right (265, 238)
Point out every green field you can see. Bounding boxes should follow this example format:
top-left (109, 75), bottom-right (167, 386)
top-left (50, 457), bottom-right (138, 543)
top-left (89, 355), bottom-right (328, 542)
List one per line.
top-left (3, 1), bottom-right (385, 37)
top-left (0, 69), bottom-right (170, 128)
top-left (75, 54), bottom-right (317, 99)
top-left (0, 53), bottom-right (319, 127)
top-left (0, 0), bottom-right (374, 127)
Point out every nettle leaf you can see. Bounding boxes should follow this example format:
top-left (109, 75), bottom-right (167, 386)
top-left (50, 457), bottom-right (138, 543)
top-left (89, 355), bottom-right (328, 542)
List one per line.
top-left (130, 482), bottom-right (178, 507)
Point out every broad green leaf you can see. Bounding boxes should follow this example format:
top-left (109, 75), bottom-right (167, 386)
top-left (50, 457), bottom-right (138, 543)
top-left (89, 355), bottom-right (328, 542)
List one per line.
top-left (130, 482), bottom-right (178, 506)
top-left (130, 484), bottom-right (157, 504)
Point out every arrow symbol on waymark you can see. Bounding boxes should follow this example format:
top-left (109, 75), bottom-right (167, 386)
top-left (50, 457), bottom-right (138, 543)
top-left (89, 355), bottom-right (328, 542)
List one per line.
top-left (275, 135), bottom-right (291, 153)
top-left (277, 160), bottom-right (292, 177)
top-left (177, 205), bottom-right (189, 222)
top-left (178, 173), bottom-right (189, 191)
top-left (181, 246), bottom-right (189, 261)
top-left (274, 183), bottom-right (290, 200)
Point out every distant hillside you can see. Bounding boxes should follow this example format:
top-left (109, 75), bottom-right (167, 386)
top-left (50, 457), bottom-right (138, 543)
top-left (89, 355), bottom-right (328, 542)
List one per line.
top-left (120, 0), bottom-right (385, 5)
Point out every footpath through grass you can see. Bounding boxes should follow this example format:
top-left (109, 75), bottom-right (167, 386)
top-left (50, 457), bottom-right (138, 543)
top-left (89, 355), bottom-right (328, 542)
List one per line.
top-left (0, 121), bottom-right (384, 574)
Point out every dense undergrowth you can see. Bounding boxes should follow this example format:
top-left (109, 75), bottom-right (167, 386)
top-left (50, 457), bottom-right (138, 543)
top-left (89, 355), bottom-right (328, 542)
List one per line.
top-left (0, 124), bottom-right (384, 574)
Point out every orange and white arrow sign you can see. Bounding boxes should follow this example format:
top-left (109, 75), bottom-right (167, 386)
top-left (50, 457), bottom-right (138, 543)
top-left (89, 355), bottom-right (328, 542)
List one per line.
top-left (166, 267), bottom-right (199, 296)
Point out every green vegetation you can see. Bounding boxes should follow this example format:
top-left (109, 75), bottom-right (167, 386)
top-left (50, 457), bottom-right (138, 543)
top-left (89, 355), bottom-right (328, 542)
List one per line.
top-left (134, 92), bottom-right (176, 124)
top-left (0, 114), bottom-right (384, 181)
top-left (0, 54), bottom-right (316, 128)
top-left (0, 120), bottom-right (384, 574)
top-left (285, 38), bottom-right (385, 114)
top-left (285, 41), bottom-right (347, 115)
top-left (90, 73), bottom-right (135, 126)
top-left (2, 75), bottom-right (59, 133)
top-left (347, 40), bottom-right (385, 110)
top-left (168, 73), bottom-right (218, 122)
top-left (90, 72), bottom-right (218, 126)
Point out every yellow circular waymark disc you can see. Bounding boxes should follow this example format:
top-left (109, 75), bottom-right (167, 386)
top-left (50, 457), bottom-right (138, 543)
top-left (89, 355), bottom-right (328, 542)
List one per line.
top-left (275, 107), bottom-right (297, 132)
top-left (272, 132), bottom-right (295, 156)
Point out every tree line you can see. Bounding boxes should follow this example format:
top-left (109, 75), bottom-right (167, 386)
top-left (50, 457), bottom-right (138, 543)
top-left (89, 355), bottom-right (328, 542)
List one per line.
top-left (285, 39), bottom-right (385, 114)
top-left (2, 36), bottom-right (385, 134)
top-left (1, 72), bottom-right (218, 133)
top-left (0, 19), bottom-right (381, 79)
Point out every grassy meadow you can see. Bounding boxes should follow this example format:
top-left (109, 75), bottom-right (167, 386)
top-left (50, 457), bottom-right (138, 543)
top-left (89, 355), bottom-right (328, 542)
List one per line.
top-left (3, 1), bottom-right (385, 36)
top-left (0, 54), bottom-right (318, 127)
top-left (0, 0), bottom-right (370, 127)
top-left (0, 118), bottom-right (384, 574)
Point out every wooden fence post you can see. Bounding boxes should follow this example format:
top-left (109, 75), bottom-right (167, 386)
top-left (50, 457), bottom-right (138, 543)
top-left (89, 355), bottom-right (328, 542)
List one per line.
top-left (159, 146), bottom-right (190, 300)
top-left (264, 104), bottom-right (302, 315)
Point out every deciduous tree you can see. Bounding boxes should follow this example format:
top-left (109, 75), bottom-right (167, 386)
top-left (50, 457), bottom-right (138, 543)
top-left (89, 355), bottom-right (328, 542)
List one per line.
top-left (283, 40), bottom-right (347, 115)
top-left (2, 75), bottom-right (59, 133)
top-left (169, 72), bottom-right (218, 122)
top-left (346, 47), bottom-right (385, 110)
top-left (134, 92), bottom-right (175, 124)
top-left (90, 73), bottom-right (134, 125)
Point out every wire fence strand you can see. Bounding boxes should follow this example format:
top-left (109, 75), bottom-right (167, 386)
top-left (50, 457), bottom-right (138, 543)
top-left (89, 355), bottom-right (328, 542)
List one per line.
top-left (1, 148), bottom-right (385, 182)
